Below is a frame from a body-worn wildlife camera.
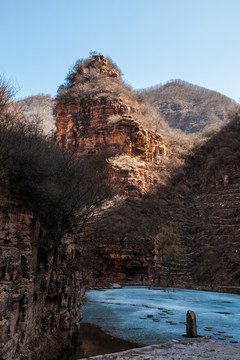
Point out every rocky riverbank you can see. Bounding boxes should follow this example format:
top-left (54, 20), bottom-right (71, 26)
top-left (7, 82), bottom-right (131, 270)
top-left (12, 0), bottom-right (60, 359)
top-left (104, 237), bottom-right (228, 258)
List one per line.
top-left (80, 336), bottom-right (240, 360)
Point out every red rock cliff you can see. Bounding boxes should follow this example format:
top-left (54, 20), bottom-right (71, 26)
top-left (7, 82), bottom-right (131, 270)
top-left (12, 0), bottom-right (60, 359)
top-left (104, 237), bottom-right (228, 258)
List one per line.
top-left (56, 55), bottom-right (166, 198)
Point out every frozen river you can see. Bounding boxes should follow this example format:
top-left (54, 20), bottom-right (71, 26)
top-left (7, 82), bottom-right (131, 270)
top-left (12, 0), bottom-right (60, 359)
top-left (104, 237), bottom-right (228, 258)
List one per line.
top-left (82, 286), bottom-right (240, 345)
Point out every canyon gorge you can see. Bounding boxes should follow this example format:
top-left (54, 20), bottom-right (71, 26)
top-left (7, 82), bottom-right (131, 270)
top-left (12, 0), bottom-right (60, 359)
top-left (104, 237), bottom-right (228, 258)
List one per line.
top-left (0, 55), bottom-right (240, 360)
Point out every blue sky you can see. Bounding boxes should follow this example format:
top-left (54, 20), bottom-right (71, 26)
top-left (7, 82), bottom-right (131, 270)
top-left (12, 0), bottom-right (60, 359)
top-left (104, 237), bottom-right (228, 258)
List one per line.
top-left (1, 0), bottom-right (239, 101)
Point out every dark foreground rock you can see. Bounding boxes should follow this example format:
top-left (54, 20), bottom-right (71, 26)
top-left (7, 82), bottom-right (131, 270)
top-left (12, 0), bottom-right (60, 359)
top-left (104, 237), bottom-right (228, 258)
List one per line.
top-left (80, 337), bottom-right (240, 360)
top-left (0, 190), bottom-right (85, 360)
top-left (186, 310), bottom-right (197, 337)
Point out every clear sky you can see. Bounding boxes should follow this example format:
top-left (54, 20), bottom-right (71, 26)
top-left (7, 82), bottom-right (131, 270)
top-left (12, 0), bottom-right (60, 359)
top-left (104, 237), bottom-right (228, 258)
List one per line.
top-left (1, 0), bottom-right (239, 101)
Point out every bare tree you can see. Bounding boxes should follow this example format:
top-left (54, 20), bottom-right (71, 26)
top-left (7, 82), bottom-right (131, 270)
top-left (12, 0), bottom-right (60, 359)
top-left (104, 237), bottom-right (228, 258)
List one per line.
top-left (39, 155), bottom-right (111, 252)
top-left (0, 76), bottom-right (112, 252)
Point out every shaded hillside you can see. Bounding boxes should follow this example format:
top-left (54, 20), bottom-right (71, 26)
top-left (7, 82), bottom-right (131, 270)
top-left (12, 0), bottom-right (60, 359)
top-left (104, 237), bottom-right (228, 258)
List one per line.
top-left (183, 106), bottom-right (240, 189)
top-left (172, 106), bottom-right (240, 288)
top-left (55, 55), bottom-right (240, 291)
top-left (95, 106), bottom-right (240, 290)
top-left (142, 80), bottom-right (235, 133)
top-left (17, 95), bottom-right (56, 134)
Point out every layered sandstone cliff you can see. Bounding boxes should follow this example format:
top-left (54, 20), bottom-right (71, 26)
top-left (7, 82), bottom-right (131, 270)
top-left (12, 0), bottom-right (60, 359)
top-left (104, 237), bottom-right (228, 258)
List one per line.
top-left (0, 188), bottom-right (85, 360)
top-left (56, 55), bottom-right (167, 198)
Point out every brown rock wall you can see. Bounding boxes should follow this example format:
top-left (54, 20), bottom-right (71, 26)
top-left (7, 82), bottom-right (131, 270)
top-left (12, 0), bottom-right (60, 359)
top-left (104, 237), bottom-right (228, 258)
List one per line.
top-left (89, 240), bottom-right (154, 285)
top-left (0, 190), bottom-right (85, 360)
top-left (55, 55), bottom-right (168, 198)
top-left (56, 104), bottom-right (164, 157)
top-left (56, 103), bottom-right (166, 197)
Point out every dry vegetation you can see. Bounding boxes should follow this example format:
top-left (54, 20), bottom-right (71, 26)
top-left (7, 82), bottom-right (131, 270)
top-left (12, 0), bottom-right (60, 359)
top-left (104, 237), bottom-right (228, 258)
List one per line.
top-left (108, 154), bottom-right (147, 172)
top-left (181, 105), bottom-right (240, 189)
top-left (155, 222), bottom-right (186, 265)
top-left (17, 95), bottom-right (56, 134)
top-left (141, 80), bottom-right (235, 133)
top-left (56, 55), bottom-right (143, 108)
top-left (57, 55), bottom-right (197, 187)
top-left (0, 77), bottom-right (111, 251)
top-left (57, 55), bottom-right (170, 134)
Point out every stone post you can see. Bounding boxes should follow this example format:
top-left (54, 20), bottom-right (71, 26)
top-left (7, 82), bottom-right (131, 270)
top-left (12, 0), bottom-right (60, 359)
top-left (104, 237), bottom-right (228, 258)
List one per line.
top-left (186, 310), bottom-right (197, 337)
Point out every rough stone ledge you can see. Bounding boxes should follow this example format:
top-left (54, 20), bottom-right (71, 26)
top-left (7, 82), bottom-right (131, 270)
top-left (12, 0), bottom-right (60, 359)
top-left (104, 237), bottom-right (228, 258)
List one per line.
top-left (80, 336), bottom-right (240, 360)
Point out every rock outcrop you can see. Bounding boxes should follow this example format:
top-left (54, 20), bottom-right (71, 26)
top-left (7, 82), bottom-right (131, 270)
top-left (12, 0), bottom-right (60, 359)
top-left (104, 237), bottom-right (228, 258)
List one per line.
top-left (56, 55), bottom-right (166, 198)
top-left (0, 188), bottom-right (85, 360)
top-left (54, 55), bottom-right (170, 289)
top-left (80, 337), bottom-right (240, 360)
top-left (89, 239), bottom-right (154, 286)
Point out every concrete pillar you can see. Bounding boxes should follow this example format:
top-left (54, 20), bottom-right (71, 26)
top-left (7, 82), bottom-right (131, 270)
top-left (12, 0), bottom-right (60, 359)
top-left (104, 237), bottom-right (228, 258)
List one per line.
top-left (186, 310), bottom-right (197, 337)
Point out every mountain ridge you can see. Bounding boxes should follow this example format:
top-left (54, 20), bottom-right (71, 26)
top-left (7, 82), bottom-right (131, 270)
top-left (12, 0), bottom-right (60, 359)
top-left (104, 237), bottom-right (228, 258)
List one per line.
top-left (141, 79), bottom-right (235, 133)
top-left (18, 79), bottom-right (236, 136)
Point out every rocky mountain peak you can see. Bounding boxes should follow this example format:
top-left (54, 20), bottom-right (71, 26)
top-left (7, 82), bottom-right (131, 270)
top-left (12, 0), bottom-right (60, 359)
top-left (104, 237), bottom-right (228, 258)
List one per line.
top-left (75, 55), bottom-right (120, 79)
top-left (55, 55), bottom-right (167, 198)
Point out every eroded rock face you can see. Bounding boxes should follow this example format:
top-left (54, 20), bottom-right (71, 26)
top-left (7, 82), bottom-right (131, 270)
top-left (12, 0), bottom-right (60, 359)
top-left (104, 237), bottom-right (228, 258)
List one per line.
top-left (89, 239), bottom-right (154, 286)
top-left (56, 56), bottom-right (166, 198)
top-left (56, 104), bottom-right (165, 197)
top-left (56, 105), bottom-right (164, 158)
top-left (0, 189), bottom-right (85, 360)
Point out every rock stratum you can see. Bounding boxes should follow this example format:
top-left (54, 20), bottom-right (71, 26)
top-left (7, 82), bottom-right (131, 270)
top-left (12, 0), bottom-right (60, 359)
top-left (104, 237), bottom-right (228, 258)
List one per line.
top-left (56, 55), bottom-right (167, 198)
top-left (0, 188), bottom-right (85, 360)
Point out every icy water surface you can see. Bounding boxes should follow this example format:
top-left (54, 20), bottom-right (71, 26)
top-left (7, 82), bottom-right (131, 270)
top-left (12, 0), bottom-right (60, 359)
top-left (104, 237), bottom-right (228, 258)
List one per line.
top-left (82, 286), bottom-right (240, 345)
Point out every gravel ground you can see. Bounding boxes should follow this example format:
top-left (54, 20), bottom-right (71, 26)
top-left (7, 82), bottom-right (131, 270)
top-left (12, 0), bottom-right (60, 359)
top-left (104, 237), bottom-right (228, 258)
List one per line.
top-left (80, 337), bottom-right (240, 360)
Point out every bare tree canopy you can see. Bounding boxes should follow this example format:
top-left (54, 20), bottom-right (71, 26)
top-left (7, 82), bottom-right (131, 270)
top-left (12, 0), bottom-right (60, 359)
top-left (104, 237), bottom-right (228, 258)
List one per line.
top-left (0, 76), bottom-right (111, 251)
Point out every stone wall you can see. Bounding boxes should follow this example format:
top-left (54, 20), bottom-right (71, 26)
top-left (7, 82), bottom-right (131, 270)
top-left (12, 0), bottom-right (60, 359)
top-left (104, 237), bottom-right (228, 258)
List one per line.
top-left (0, 188), bottom-right (85, 360)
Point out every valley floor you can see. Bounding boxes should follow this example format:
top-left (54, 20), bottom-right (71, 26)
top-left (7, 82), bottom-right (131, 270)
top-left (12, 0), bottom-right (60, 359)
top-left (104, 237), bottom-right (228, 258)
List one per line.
top-left (80, 337), bottom-right (240, 360)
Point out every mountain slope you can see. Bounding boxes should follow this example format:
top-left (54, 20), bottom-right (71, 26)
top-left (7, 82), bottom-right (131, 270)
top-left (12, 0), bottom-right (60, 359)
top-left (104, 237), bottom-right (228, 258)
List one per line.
top-left (142, 80), bottom-right (235, 133)
top-left (102, 106), bottom-right (240, 290)
top-left (176, 106), bottom-right (240, 288)
top-left (17, 95), bottom-right (56, 134)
